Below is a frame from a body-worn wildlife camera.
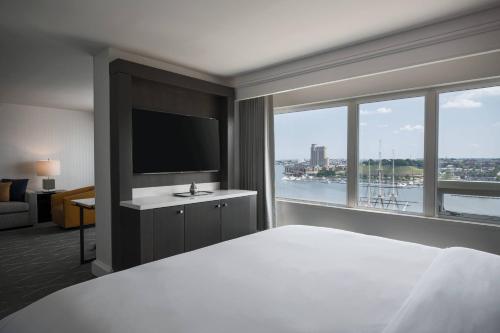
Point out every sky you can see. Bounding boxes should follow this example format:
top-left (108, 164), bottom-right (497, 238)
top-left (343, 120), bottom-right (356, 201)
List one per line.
top-left (274, 86), bottom-right (500, 161)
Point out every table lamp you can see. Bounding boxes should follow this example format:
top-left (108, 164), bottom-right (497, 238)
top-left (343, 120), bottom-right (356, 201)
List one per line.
top-left (36, 159), bottom-right (61, 191)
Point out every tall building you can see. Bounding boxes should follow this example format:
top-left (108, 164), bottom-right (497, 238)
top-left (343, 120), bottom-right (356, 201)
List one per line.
top-left (310, 144), bottom-right (329, 168)
top-left (310, 144), bottom-right (317, 167)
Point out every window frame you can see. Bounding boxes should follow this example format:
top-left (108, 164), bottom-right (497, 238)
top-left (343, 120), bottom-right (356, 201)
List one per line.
top-left (274, 102), bottom-right (350, 207)
top-left (273, 78), bottom-right (500, 225)
top-left (355, 93), bottom-right (427, 215)
top-left (435, 81), bottom-right (500, 223)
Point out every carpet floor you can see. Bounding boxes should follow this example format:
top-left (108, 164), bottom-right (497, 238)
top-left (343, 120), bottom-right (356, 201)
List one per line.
top-left (0, 223), bottom-right (96, 319)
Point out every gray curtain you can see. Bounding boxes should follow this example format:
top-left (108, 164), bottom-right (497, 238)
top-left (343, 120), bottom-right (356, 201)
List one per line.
top-left (239, 95), bottom-right (276, 230)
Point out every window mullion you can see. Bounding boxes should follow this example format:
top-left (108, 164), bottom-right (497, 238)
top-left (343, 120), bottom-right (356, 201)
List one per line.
top-left (347, 101), bottom-right (359, 208)
top-left (423, 90), bottom-right (438, 217)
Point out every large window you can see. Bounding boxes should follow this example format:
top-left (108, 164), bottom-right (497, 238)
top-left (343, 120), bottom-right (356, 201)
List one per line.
top-left (274, 106), bottom-right (347, 205)
top-left (358, 96), bottom-right (425, 214)
top-left (438, 86), bottom-right (500, 222)
top-left (273, 81), bottom-right (500, 225)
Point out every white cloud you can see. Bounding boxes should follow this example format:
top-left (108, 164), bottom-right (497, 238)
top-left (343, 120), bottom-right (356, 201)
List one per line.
top-left (441, 86), bottom-right (500, 109)
top-left (360, 107), bottom-right (393, 115)
top-left (377, 124), bottom-right (389, 128)
top-left (493, 122), bottom-right (500, 128)
top-left (399, 124), bottom-right (424, 132)
top-left (469, 143), bottom-right (480, 149)
top-left (360, 122), bottom-right (368, 127)
top-left (442, 98), bottom-right (481, 109)
top-left (376, 107), bottom-right (392, 114)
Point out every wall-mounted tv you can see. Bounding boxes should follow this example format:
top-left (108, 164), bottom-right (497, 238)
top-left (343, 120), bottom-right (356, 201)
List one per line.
top-left (132, 109), bottom-right (220, 174)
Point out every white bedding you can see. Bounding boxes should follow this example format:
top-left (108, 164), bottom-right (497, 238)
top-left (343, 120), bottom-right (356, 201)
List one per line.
top-left (0, 225), bottom-right (498, 333)
top-left (383, 247), bottom-right (500, 333)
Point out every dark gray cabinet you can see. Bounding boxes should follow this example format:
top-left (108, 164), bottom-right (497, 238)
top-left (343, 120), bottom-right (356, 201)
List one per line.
top-left (119, 194), bottom-right (256, 270)
top-left (221, 196), bottom-right (257, 241)
top-left (153, 205), bottom-right (185, 260)
top-left (185, 201), bottom-right (222, 251)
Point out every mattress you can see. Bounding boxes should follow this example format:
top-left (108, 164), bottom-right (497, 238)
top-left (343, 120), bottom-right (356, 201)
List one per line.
top-left (1, 225), bottom-right (499, 333)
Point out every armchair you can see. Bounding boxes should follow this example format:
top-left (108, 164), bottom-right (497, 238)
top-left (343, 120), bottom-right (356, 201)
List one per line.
top-left (51, 186), bottom-right (95, 228)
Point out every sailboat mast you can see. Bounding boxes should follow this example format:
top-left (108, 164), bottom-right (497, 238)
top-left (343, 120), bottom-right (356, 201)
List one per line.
top-left (391, 149), bottom-right (395, 196)
top-left (378, 140), bottom-right (383, 197)
top-left (367, 159), bottom-right (371, 206)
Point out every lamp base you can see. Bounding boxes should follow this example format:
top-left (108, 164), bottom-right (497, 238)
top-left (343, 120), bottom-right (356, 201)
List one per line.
top-left (42, 179), bottom-right (56, 191)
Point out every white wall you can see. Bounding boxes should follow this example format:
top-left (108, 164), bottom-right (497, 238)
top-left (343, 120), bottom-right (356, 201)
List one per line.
top-left (0, 103), bottom-right (94, 190)
top-left (92, 49), bottom-right (113, 277)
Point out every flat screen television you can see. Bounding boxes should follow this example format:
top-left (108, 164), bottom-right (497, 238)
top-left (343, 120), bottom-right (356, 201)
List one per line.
top-left (132, 109), bottom-right (220, 174)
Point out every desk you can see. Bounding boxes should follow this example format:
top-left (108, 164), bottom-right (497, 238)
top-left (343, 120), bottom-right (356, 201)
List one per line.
top-left (72, 198), bottom-right (95, 264)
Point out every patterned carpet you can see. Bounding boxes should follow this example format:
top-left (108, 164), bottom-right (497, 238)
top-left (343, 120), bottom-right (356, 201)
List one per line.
top-left (0, 223), bottom-right (96, 319)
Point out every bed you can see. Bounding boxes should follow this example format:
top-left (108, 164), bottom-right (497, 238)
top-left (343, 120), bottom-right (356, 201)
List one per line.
top-left (1, 225), bottom-right (499, 333)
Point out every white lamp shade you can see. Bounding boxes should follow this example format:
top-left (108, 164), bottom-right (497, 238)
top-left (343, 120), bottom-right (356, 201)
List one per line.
top-left (36, 160), bottom-right (61, 177)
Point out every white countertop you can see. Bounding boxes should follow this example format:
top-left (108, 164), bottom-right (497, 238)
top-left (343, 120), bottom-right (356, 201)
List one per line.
top-left (120, 189), bottom-right (257, 210)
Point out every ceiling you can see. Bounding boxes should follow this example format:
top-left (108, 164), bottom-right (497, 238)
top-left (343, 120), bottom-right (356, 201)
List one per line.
top-left (0, 0), bottom-right (498, 112)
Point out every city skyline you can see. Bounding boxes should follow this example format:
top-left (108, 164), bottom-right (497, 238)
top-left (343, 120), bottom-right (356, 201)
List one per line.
top-left (275, 87), bottom-right (500, 161)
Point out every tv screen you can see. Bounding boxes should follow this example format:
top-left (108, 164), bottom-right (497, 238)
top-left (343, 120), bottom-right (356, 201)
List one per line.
top-left (132, 109), bottom-right (220, 174)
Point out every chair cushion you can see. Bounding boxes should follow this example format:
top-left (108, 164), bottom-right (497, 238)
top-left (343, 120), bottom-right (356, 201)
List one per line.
top-left (0, 201), bottom-right (29, 214)
top-left (0, 182), bottom-right (11, 202)
top-left (1, 179), bottom-right (29, 202)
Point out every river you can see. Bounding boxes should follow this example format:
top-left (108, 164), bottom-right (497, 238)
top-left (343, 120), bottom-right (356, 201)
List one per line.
top-left (275, 165), bottom-right (500, 218)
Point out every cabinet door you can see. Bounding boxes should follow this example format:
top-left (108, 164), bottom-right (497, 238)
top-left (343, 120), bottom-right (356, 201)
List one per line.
top-left (185, 200), bottom-right (221, 251)
top-left (153, 205), bottom-right (185, 260)
top-left (221, 196), bottom-right (257, 241)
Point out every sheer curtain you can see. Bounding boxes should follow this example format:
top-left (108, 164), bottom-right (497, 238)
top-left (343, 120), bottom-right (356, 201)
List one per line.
top-left (238, 95), bottom-right (276, 230)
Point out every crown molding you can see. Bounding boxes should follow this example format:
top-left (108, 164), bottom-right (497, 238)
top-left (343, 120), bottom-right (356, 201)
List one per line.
top-left (108, 48), bottom-right (231, 87)
top-left (232, 6), bottom-right (500, 97)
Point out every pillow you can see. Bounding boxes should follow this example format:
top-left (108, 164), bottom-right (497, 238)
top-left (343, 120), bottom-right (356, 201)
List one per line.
top-left (0, 182), bottom-right (11, 202)
top-left (1, 179), bottom-right (29, 202)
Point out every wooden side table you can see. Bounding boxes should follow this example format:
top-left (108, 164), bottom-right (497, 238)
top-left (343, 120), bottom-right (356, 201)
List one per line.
top-left (36, 190), bottom-right (65, 223)
top-left (72, 198), bottom-right (96, 264)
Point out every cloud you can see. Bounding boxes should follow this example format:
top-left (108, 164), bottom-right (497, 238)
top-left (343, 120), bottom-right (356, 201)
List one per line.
top-left (469, 143), bottom-right (480, 149)
top-left (376, 107), bottom-right (392, 114)
top-left (360, 107), bottom-right (393, 115)
top-left (442, 98), bottom-right (481, 109)
top-left (493, 122), bottom-right (500, 128)
top-left (377, 124), bottom-right (389, 128)
top-left (441, 86), bottom-right (500, 109)
top-left (399, 124), bottom-right (424, 132)
top-left (360, 122), bottom-right (368, 127)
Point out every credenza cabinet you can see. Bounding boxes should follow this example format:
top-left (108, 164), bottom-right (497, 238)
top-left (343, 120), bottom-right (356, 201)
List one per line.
top-left (119, 195), bottom-right (256, 270)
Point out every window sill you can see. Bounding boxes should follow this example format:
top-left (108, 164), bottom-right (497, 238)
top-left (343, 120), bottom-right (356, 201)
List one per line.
top-left (275, 197), bottom-right (500, 229)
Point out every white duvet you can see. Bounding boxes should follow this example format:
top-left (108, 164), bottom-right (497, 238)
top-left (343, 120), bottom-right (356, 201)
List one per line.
top-left (0, 225), bottom-right (499, 333)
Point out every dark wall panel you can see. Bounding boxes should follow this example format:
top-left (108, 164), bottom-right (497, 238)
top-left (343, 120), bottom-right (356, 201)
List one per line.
top-left (109, 59), bottom-right (234, 270)
top-left (130, 77), bottom-right (228, 188)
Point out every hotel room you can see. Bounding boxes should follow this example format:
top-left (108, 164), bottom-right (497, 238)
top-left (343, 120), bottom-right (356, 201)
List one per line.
top-left (1, 1), bottom-right (500, 332)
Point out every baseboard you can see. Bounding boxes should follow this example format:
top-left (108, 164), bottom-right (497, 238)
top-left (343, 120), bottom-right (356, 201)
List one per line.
top-left (91, 259), bottom-right (113, 277)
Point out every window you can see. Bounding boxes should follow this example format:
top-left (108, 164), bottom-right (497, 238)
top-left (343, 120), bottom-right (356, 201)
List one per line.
top-left (358, 96), bottom-right (425, 214)
top-left (274, 106), bottom-right (348, 205)
top-left (438, 86), bottom-right (500, 222)
top-left (273, 81), bottom-right (500, 225)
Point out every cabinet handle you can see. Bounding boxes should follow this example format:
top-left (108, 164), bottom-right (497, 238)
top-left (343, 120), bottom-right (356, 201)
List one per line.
top-left (177, 210), bottom-right (184, 215)
top-left (215, 204), bottom-right (221, 208)
top-left (222, 203), bottom-right (228, 207)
